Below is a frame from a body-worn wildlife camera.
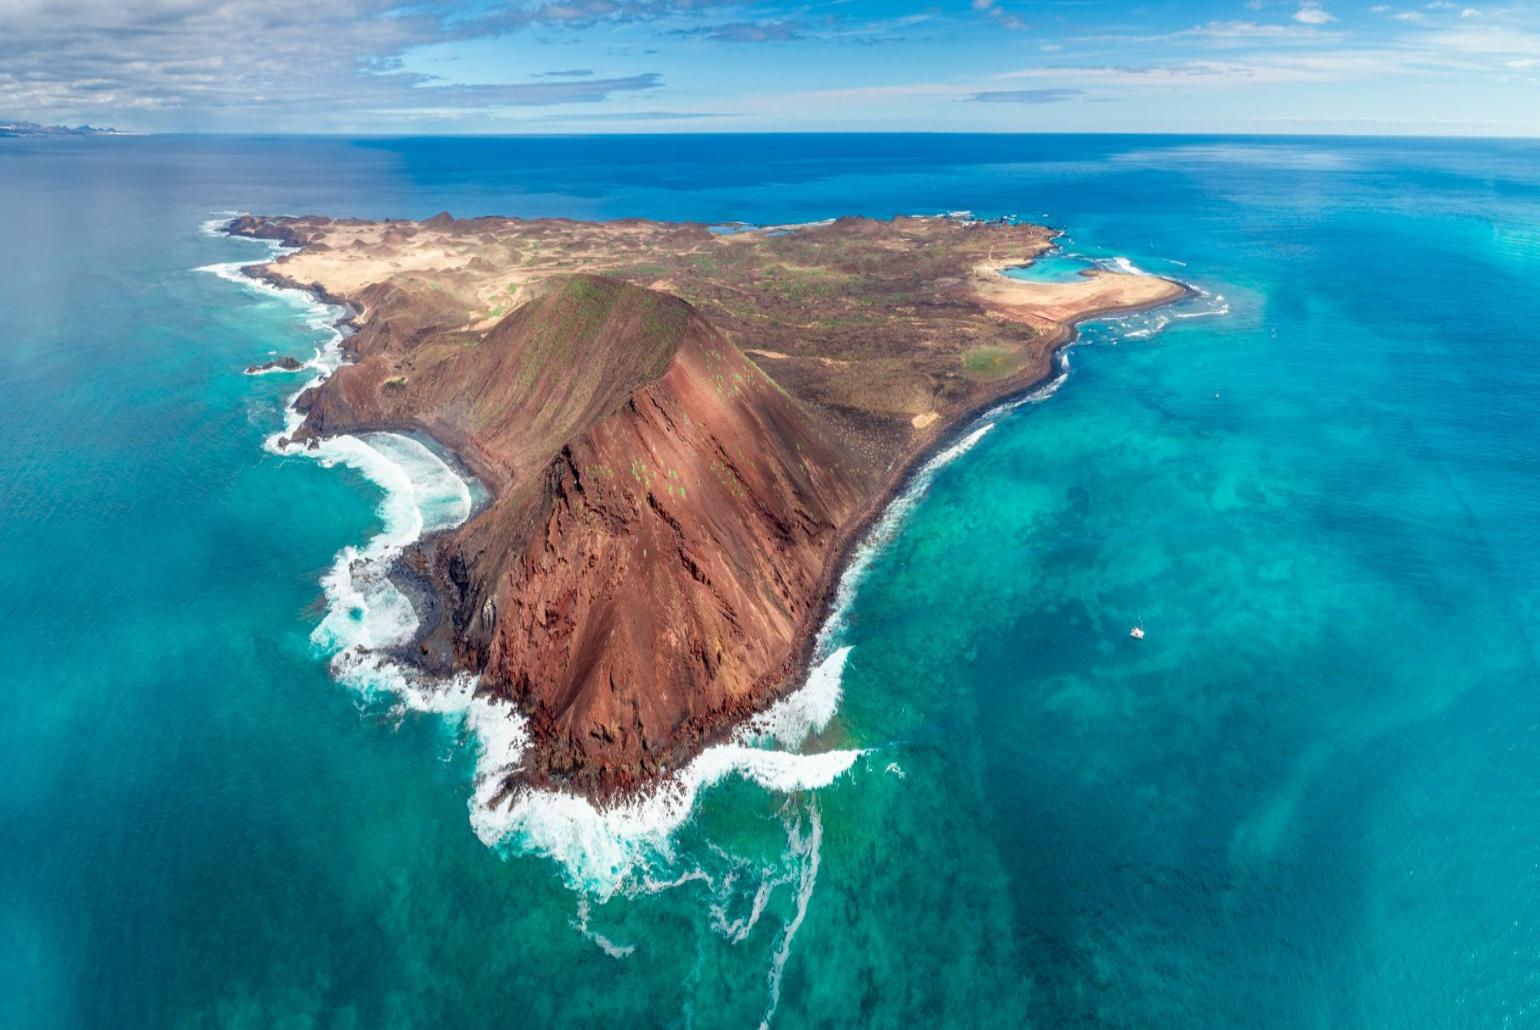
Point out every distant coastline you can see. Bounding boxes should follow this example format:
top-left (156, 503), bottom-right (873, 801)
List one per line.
top-left (0, 120), bottom-right (136, 138)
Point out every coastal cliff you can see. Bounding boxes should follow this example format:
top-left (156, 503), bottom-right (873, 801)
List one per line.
top-left (231, 212), bottom-right (1187, 797)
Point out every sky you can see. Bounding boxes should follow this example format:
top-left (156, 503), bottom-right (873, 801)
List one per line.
top-left (2, 0), bottom-right (1538, 135)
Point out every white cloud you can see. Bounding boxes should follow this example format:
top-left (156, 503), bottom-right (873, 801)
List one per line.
top-left (772, 82), bottom-right (975, 104)
top-left (1294, 3), bottom-right (1336, 24)
top-left (1424, 25), bottom-right (1540, 55)
top-left (1195, 19), bottom-right (1335, 40)
top-left (1000, 59), bottom-right (1319, 87)
top-left (0, 0), bottom-right (730, 126)
top-left (998, 42), bottom-right (1501, 92)
top-left (1079, 19), bottom-right (1342, 48)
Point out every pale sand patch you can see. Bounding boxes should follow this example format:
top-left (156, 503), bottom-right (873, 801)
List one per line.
top-left (265, 220), bottom-right (722, 303)
top-left (276, 227), bottom-right (478, 295)
top-left (744, 348), bottom-right (848, 366)
top-left (911, 411), bottom-right (940, 429)
top-left (973, 263), bottom-right (1186, 325)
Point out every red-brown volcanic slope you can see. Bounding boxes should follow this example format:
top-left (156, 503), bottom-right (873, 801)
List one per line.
top-left (231, 213), bottom-right (1187, 797)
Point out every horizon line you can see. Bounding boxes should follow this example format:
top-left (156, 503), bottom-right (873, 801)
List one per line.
top-left (12, 128), bottom-right (1539, 142)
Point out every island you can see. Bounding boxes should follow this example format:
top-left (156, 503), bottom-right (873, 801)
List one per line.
top-left (228, 212), bottom-right (1188, 798)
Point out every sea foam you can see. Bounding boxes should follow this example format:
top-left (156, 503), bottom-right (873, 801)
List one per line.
top-left (473, 743), bottom-right (860, 897)
top-left (758, 802), bottom-right (823, 1030)
top-left (1074, 253), bottom-right (1229, 342)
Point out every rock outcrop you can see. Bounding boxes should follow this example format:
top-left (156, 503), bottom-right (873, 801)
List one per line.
top-left (244, 355), bottom-right (304, 374)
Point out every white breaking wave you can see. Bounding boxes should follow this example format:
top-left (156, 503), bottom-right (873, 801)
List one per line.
top-left (736, 646), bottom-right (850, 749)
top-left (307, 432), bottom-right (472, 659)
top-left (198, 211), bottom-right (244, 238)
top-left (1073, 253), bottom-right (1229, 342)
top-left (472, 741), bottom-right (861, 898)
top-left (1107, 255), bottom-right (1149, 276)
top-left (199, 215), bottom-right (501, 736)
top-left (194, 221), bottom-right (349, 443)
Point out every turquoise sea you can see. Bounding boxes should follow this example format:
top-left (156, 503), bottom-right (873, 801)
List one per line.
top-left (3, 134), bottom-right (1539, 1027)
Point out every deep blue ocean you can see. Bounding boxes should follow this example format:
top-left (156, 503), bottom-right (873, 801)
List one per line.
top-left (2, 133), bottom-right (1539, 1027)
